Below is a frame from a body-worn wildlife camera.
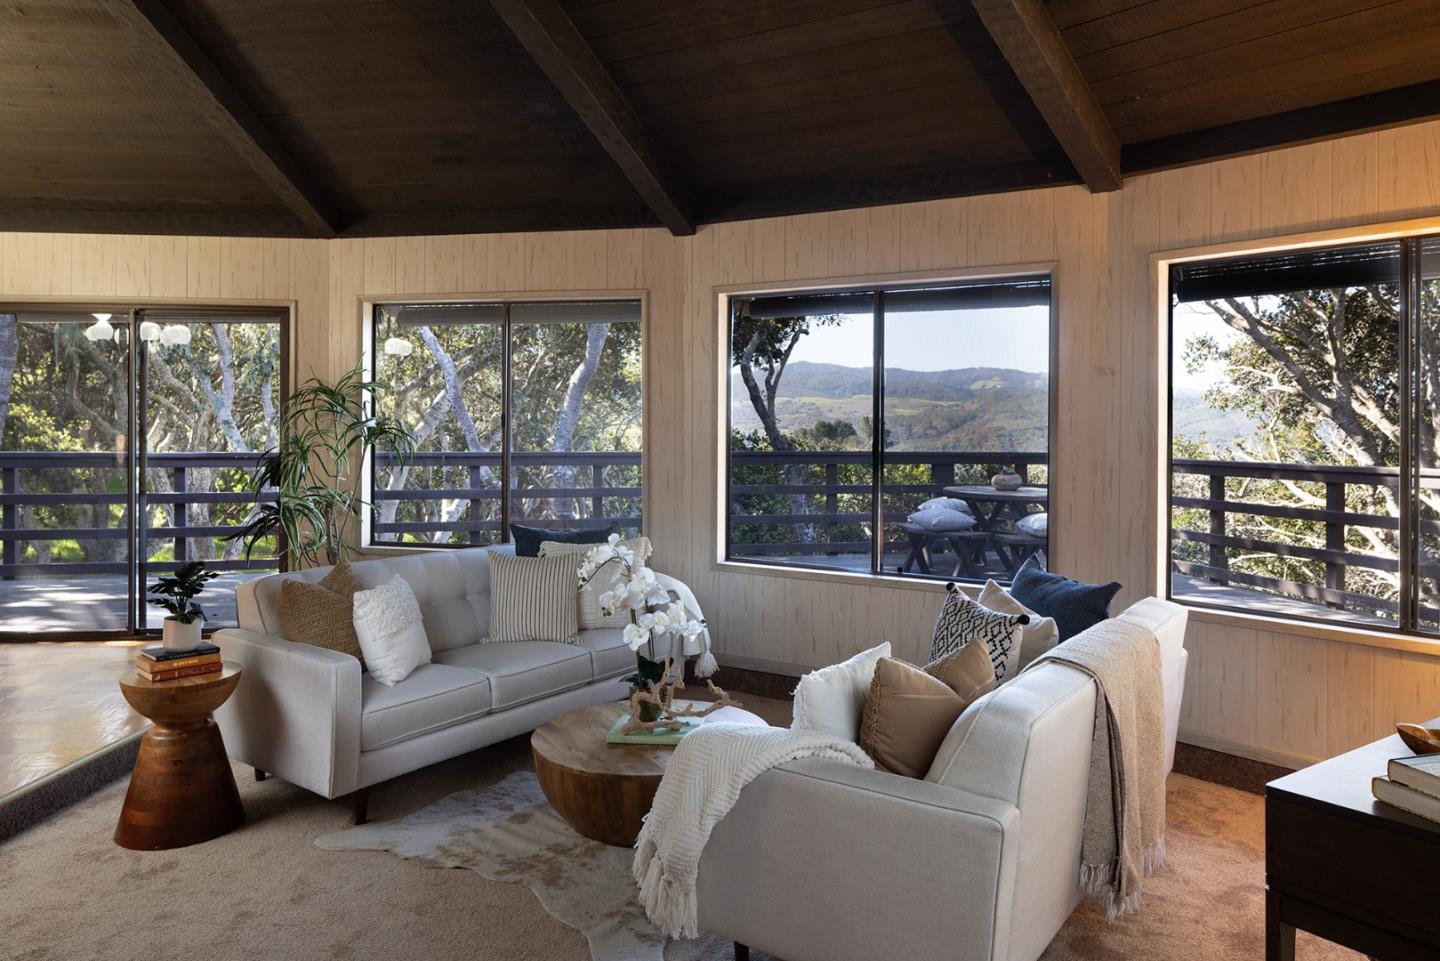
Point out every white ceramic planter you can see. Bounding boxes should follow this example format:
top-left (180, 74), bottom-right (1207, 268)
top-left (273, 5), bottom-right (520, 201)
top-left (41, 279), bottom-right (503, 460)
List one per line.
top-left (162, 617), bottom-right (204, 652)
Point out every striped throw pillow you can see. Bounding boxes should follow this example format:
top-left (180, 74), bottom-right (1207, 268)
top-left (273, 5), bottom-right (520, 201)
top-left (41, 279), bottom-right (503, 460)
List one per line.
top-left (486, 551), bottom-right (581, 644)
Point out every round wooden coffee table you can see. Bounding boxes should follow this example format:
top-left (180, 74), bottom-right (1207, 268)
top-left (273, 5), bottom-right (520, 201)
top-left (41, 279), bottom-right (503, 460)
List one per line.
top-left (532, 702), bottom-right (672, 846)
top-left (114, 662), bottom-right (244, 850)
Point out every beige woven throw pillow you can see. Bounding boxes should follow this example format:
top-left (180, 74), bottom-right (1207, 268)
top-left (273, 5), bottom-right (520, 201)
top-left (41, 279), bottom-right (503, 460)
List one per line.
top-left (277, 562), bottom-right (366, 665)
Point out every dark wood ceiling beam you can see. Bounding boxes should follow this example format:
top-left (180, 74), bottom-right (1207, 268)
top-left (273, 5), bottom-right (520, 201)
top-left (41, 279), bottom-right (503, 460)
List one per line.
top-left (1123, 78), bottom-right (1440, 173)
top-left (488, 0), bottom-right (695, 236)
top-left (106, 0), bottom-right (343, 238)
top-left (969, 0), bottom-right (1122, 192)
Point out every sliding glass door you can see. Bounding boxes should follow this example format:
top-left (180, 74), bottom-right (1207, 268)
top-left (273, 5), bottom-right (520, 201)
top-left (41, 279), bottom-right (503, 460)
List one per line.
top-left (138, 310), bottom-right (286, 631)
top-left (0, 306), bottom-right (286, 637)
top-left (0, 309), bottom-right (133, 633)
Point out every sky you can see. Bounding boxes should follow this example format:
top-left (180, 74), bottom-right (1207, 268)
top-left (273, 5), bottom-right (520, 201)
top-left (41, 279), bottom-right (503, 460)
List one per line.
top-left (1171, 301), bottom-right (1244, 390)
top-left (785, 305), bottom-right (1051, 373)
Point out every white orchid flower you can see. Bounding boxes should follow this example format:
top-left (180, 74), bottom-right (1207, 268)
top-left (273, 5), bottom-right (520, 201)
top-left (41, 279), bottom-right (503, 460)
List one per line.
top-left (622, 622), bottom-right (648, 651)
top-left (647, 609), bottom-right (672, 634)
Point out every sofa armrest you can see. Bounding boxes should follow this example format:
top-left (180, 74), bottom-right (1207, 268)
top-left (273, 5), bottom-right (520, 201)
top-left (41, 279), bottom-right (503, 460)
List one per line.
top-left (696, 757), bottom-right (1020, 961)
top-left (212, 628), bottom-right (363, 799)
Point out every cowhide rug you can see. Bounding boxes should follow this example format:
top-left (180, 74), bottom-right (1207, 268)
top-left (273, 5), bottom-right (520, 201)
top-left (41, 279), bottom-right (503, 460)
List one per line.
top-left (315, 771), bottom-right (748, 961)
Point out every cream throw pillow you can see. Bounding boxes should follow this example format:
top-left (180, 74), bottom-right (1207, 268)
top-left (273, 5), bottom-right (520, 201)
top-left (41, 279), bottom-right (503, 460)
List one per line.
top-left (352, 575), bottom-right (431, 687)
top-left (538, 536), bottom-right (653, 630)
top-left (791, 642), bottom-right (891, 741)
top-left (487, 552), bottom-right (580, 644)
top-left (979, 579), bottom-right (1060, 672)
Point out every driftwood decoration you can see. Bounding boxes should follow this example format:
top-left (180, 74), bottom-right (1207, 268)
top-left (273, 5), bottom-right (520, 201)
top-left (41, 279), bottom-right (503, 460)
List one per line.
top-left (620, 656), bottom-right (740, 735)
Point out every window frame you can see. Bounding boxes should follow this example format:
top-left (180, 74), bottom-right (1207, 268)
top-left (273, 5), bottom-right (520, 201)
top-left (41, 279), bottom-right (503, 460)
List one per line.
top-left (362, 292), bottom-right (648, 552)
top-left (716, 268), bottom-right (1058, 585)
top-left (1160, 229), bottom-right (1440, 638)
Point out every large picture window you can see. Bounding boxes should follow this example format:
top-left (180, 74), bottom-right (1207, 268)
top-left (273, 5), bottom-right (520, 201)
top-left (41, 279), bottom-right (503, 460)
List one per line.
top-left (726, 276), bottom-right (1053, 581)
top-left (1168, 237), bottom-right (1440, 634)
top-left (370, 300), bottom-right (642, 547)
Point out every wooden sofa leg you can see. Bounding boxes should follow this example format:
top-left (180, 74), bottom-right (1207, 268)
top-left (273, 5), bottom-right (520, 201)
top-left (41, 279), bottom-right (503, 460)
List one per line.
top-left (352, 787), bottom-right (370, 825)
top-left (254, 768), bottom-right (267, 782)
top-left (734, 944), bottom-right (750, 961)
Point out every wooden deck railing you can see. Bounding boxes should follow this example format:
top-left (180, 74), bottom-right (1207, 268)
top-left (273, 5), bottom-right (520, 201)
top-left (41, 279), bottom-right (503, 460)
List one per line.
top-left (0, 450), bottom-right (277, 580)
top-left (1170, 458), bottom-right (1440, 617)
top-left (728, 450), bottom-right (1048, 557)
top-left (372, 450), bottom-right (642, 543)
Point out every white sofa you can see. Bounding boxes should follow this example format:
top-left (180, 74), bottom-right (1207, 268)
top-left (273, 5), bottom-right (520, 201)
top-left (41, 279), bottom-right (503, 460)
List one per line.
top-left (213, 545), bottom-right (631, 820)
top-left (696, 597), bottom-right (1189, 961)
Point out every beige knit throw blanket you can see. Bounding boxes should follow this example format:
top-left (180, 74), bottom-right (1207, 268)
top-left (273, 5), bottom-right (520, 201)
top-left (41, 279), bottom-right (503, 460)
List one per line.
top-left (633, 722), bottom-right (874, 939)
top-left (1027, 618), bottom-right (1166, 921)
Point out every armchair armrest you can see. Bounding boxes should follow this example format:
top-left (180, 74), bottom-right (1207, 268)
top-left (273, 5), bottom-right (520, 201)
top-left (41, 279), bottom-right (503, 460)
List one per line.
top-left (212, 628), bottom-right (363, 799)
top-left (696, 757), bottom-right (1020, 961)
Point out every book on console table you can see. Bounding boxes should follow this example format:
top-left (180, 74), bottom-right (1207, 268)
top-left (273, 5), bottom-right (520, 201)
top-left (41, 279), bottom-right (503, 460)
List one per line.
top-left (136, 661), bottom-right (222, 682)
top-left (1372, 775), bottom-right (1440, 824)
top-left (1388, 754), bottom-right (1440, 797)
top-left (605, 714), bottom-right (704, 746)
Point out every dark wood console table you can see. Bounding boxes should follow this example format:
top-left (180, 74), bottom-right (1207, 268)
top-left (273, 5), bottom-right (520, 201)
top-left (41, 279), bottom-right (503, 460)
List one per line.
top-left (1266, 720), bottom-right (1440, 960)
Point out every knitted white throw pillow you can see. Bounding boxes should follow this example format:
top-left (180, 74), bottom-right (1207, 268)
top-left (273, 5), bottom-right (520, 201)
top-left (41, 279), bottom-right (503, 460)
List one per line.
top-left (352, 575), bottom-right (431, 686)
top-left (790, 642), bottom-right (891, 741)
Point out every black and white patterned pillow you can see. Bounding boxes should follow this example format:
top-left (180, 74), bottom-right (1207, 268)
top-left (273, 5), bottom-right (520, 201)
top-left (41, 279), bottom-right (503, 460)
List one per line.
top-left (930, 585), bottom-right (1030, 683)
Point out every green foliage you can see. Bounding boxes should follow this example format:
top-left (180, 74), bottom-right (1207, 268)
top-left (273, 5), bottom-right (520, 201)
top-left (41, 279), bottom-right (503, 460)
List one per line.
top-left (230, 366), bottom-right (417, 568)
top-left (146, 560), bottom-right (219, 623)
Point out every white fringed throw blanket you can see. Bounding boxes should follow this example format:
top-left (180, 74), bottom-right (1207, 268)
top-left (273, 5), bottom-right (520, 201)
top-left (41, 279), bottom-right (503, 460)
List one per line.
top-left (633, 722), bottom-right (873, 939)
top-left (1026, 618), bottom-right (1166, 921)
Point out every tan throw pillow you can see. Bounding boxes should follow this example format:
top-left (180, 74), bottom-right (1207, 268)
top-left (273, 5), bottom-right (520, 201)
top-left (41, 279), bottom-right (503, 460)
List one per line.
top-left (538, 536), bottom-right (653, 630)
top-left (924, 640), bottom-right (997, 704)
top-left (277, 562), bottom-right (365, 665)
top-left (978, 579), bottom-right (1059, 672)
top-left (860, 650), bottom-right (995, 779)
top-left (487, 552), bottom-right (580, 644)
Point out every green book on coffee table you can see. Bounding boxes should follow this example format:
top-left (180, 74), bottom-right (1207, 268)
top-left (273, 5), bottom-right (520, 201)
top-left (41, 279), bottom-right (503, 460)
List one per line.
top-left (605, 713), bottom-right (704, 745)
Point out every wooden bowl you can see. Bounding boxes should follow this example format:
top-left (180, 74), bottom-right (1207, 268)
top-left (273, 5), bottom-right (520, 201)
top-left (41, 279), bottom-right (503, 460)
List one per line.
top-left (1396, 723), bottom-right (1440, 755)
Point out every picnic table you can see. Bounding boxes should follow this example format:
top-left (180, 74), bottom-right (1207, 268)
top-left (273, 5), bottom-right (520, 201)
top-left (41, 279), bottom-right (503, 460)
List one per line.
top-left (943, 485), bottom-right (1049, 573)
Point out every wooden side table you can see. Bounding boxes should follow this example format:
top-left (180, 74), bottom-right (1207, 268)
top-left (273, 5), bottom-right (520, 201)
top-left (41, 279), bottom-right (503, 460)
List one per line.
top-left (1266, 720), bottom-right (1440, 959)
top-left (114, 662), bottom-right (244, 850)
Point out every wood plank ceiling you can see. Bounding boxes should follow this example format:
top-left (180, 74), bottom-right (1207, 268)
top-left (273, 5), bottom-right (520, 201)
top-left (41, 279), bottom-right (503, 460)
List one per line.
top-left (0, 0), bottom-right (1436, 238)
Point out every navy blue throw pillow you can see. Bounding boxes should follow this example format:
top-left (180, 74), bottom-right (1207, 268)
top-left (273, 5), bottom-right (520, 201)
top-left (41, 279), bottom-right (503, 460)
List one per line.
top-left (508, 523), bottom-right (617, 558)
top-left (1008, 556), bottom-right (1121, 641)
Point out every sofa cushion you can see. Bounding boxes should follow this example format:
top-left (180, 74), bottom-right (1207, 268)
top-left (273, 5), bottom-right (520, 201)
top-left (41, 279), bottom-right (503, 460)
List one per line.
top-left (577, 628), bottom-right (634, 680)
top-left (1009, 556), bottom-right (1121, 641)
top-left (860, 657), bottom-right (971, 779)
top-left (510, 523), bottom-right (615, 557)
top-left (360, 663), bottom-right (492, 751)
top-left (434, 641), bottom-right (592, 709)
top-left (487, 552), bottom-right (580, 644)
top-left (277, 562), bottom-right (365, 664)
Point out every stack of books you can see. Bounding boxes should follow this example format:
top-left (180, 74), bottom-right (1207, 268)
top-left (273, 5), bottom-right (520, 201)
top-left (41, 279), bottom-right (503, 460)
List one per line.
top-left (1372, 753), bottom-right (1440, 822)
top-left (135, 642), bottom-right (222, 682)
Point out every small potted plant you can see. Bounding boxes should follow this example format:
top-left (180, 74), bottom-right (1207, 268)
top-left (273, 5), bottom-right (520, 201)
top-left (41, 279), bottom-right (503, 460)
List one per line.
top-left (148, 561), bottom-right (220, 652)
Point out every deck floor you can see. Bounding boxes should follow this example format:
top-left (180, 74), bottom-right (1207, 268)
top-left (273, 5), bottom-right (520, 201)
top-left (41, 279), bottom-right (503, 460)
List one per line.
top-left (0, 573), bottom-right (255, 634)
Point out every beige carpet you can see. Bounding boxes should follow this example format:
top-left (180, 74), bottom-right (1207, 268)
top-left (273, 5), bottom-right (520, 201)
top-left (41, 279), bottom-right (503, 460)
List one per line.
top-left (0, 698), bottom-right (1362, 961)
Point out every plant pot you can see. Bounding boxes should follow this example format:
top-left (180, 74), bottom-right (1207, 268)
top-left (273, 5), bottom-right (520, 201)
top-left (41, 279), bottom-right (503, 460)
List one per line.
top-left (162, 617), bottom-right (204, 652)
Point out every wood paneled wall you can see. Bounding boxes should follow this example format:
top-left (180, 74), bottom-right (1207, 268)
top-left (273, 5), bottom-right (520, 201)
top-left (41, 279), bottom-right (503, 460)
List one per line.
top-left (6, 120), bottom-right (1440, 767)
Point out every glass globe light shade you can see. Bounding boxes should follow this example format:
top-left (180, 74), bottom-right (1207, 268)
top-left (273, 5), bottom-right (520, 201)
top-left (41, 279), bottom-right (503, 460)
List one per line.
top-left (160, 325), bottom-right (192, 346)
top-left (83, 318), bottom-right (115, 342)
top-left (138, 321), bottom-right (162, 342)
top-left (383, 336), bottom-right (414, 358)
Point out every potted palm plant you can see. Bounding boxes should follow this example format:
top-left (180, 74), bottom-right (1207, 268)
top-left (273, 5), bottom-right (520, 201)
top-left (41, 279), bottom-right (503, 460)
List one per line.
top-left (230, 365), bottom-right (416, 568)
top-left (148, 560), bottom-right (220, 651)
